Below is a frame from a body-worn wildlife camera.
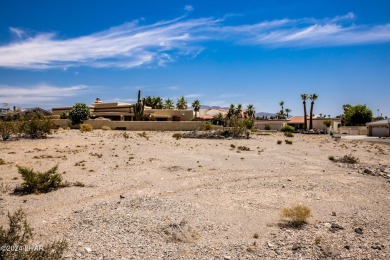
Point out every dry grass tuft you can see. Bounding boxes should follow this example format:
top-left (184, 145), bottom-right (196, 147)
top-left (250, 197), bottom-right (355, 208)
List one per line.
top-left (281, 204), bottom-right (311, 227)
top-left (79, 123), bottom-right (93, 132)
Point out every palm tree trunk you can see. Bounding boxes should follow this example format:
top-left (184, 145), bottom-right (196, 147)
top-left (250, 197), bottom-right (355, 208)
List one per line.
top-left (309, 101), bottom-right (314, 129)
top-left (303, 102), bottom-right (307, 130)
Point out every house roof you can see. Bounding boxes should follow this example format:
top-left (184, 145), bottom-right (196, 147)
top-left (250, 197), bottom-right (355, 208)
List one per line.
top-left (367, 119), bottom-right (390, 126)
top-left (288, 116), bottom-right (310, 124)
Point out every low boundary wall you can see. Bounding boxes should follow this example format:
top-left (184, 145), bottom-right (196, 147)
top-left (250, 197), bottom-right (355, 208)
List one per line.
top-left (337, 126), bottom-right (368, 135)
top-left (52, 119), bottom-right (206, 131)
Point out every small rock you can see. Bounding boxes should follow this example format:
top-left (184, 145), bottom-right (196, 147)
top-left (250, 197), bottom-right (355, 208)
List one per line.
top-left (292, 244), bottom-right (300, 251)
top-left (330, 223), bottom-right (344, 232)
top-left (224, 256), bottom-right (231, 260)
top-left (282, 185), bottom-right (285, 188)
top-left (344, 245), bottom-right (350, 250)
top-left (85, 247), bottom-right (92, 253)
top-left (267, 242), bottom-right (276, 248)
top-left (354, 228), bottom-right (363, 234)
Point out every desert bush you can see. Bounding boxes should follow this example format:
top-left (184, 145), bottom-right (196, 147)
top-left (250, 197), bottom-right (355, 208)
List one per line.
top-left (0, 209), bottom-right (67, 259)
top-left (330, 154), bottom-right (359, 164)
top-left (172, 133), bottom-right (183, 140)
top-left (68, 103), bottom-right (90, 124)
top-left (14, 165), bottom-right (66, 194)
top-left (138, 131), bottom-right (149, 140)
top-left (285, 140), bottom-right (293, 145)
top-left (102, 126), bottom-right (111, 131)
top-left (284, 132), bottom-right (294, 137)
top-left (277, 140), bottom-right (282, 145)
top-left (243, 119), bottom-right (255, 130)
top-left (20, 118), bottom-right (54, 139)
top-left (201, 122), bottom-right (213, 131)
top-left (59, 112), bottom-right (69, 119)
top-left (264, 124), bottom-right (271, 130)
top-left (323, 120), bottom-right (332, 128)
top-left (281, 204), bottom-right (311, 227)
top-left (281, 125), bottom-right (295, 132)
top-left (0, 121), bottom-right (16, 141)
top-left (0, 158), bottom-right (5, 165)
top-left (237, 146), bottom-right (250, 151)
top-left (79, 123), bottom-right (93, 132)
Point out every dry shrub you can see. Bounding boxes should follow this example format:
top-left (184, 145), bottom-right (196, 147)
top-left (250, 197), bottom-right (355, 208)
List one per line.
top-left (285, 139), bottom-right (293, 145)
top-left (0, 209), bottom-right (67, 259)
top-left (79, 123), bottom-right (93, 132)
top-left (277, 140), bottom-right (282, 145)
top-left (281, 204), bottom-right (311, 227)
top-left (172, 133), bottom-right (182, 140)
top-left (162, 220), bottom-right (199, 243)
top-left (101, 126), bottom-right (111, 131)
top-left (237, 145), bottom-right (250, 151)
top-left (337, 154), bottom-right (359, 164)
top-left (0, 158), bottom-right (5, 165)
top-left (138, 131), bottom-right (149, 140)
top-left (284, 132), bottom-right (294, 137)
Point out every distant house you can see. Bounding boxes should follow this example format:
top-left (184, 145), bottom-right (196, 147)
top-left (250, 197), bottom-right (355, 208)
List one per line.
top-left (367, 119), bottom-right (390, 137)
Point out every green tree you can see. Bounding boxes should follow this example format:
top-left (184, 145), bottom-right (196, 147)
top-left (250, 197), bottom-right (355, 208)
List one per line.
top-left (309, 94), bottom-right (318, 129)
top-left (285, 108), bottom-right (292, 118)
top-left (176, 96), bottom-right (188, 109)
top-left (343, 104), bottom-right (373, 126)
top-left (164, 98), bottom-right (174, 109)
top-left (192, 99), bottom-right (201, 118)
top-left (245, 104), bottom-right (256, 119)
top-left (212, 112), bottom-right (225, 126)
top-left (68, 103), bottom-right (90, 125)
top-left (301, 94), bottom-right (309, 130)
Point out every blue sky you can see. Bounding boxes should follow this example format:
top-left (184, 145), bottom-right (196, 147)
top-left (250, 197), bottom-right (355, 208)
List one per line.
top-left (1, 0), bottom-right (389, 117)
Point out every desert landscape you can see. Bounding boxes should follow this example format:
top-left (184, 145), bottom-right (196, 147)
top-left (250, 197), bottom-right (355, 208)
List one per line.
top-left (0, 129), bottom-right (389, 259)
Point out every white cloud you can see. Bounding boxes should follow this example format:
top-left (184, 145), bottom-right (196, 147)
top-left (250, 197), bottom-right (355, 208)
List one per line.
top-left (184, 93), bottom-right (202, 98)
top-left (1, 13), bottom-right (390, 70)
top-left (0, 84), bottom-right (89, 105)
top-left (184, 5), bottom-right (194, 12)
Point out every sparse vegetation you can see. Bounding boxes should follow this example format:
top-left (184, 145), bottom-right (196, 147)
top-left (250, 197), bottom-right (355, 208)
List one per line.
top-left (102, 126), bottom-right (111, 131)
top-left (14, 165), bottom-right (67, 194)
top-left (264, 124), bottom-right (271, 130)
top-left (281, 204), bottom-right (311, 227)
top-left (277, 140), bottom-right (282, 144)
top-left (237, 145), bottom-right (250, 151)
top-left (201, 122), bottom-right (213, 131)
top-left (0, 158), bottom-right (6, 165)
top-left (285, 139), bottom-right (293, 145)
top-left (172, 133), bottom-right (183, 140)
top-left (0, 209), bottom-right (67, 259)
top-left (79, 123), bottom-right (93, 132)
top-left (329, 154), bottom-right (359, 164)
top-left (284, 132), bottom-right (294, 137)
top-left (138, 131), bottom-right (149, 140)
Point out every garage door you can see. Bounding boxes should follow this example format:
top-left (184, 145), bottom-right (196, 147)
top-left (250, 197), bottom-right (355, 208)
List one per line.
top-left (372, 127), bottom-right (388, 137)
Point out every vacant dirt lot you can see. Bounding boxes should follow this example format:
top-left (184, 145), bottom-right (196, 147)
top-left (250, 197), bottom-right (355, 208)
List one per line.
top-left (1, 130), bottom-right (389, 259)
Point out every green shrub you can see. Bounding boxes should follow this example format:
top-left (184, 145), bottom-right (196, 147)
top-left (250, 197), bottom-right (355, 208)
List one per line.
top-left (323, 120), bottom-right (332, 128)
top-left (201, 122), bottom-right (213, 131)
top-left (0, 209), bottom-right (67, 259)
top-left (264, 124), bottom-right (271, 130)
top-left (281, 125), bottom-right (295, 132)
top-left (172, 133), bottom-right (183, 140)
top-left (59, 112), bottom-right (69, 119)
top-left (284, 132), bottom-right (294, 137)
top-left (68, 103), bottom-right (90, 124)
top-left (281, 204), bottom-right (311, 227)
top-left (285, 139), bottom-right (293, 145)
top-left (20, 118), bottom-right (54, 139)
top-left (243, 119), bottom-right (254, 130)
top-left (14, 165), bottom-right (65, 194)
top-left (79, 123), bottom-right (93, 132)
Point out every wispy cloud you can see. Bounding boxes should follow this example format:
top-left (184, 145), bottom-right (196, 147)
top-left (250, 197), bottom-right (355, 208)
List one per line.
top-left (184, 5), bottom-right (194, 12)
top-left (185, 93), bottom-right (203, 98)
top-left (1, 12), bottom-right (390, 70)
top-left (0, 84), bottom-right (89, 104)
top-left (0, 17), bottom-right (218, 70)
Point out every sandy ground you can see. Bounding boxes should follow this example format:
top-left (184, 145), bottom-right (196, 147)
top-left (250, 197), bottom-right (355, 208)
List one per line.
top-left (1, 129), bottom-right (389, 259)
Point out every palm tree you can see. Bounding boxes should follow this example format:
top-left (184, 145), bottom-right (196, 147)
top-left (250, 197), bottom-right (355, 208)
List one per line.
top-left (309, 94), bottom-right (318, 130)
top-left (301, 94), bottom-right (309, 130)
top-left (227, 104), bottom-right (235, 120)
top-left (235, 104), bottom-right (242, 118)
top-left (154, 97), bottom-right (163, 109)
top-left (176, 96), bottom-right (188, 110)
top-left (279, 101), bottom-right (285, 112)
top-left (164, 98), bottom-right (174, 109)
top-left (212, 112), bottom-right (225, 126)
top-left (192, 100), bottom-right (201, 118)
top-left (285, 108), bottom-right (291, 118)
top-left (245, 104), bottom-right (256, 119)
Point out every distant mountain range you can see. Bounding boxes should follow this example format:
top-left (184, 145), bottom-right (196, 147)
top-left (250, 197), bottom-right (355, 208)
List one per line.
top-left (199, 105), bottom-right (277, 118)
